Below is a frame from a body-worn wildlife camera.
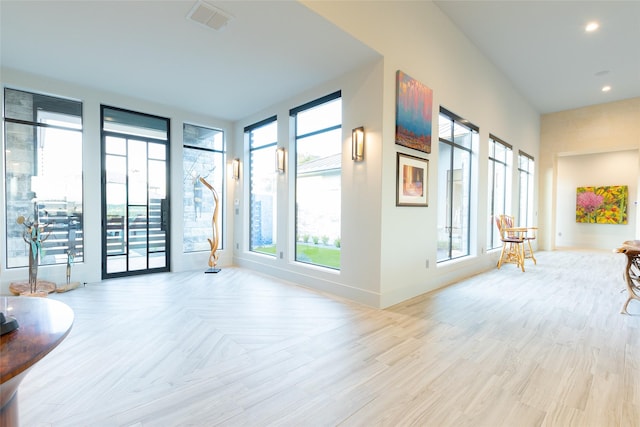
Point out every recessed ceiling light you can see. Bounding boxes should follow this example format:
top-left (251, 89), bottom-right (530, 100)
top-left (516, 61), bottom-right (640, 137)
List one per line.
top-left (585, 21), bottom-right (599, 32)
top-left (602, 85), bottom-right (611, 92)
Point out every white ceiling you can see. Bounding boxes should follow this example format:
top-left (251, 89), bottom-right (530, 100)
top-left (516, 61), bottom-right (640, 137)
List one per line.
top-left (1, 1), bottom-right (638, 120)
top-left (0, 0), bottom-right (380, 121)
top-left (434, 0), bottom-right (640, 114)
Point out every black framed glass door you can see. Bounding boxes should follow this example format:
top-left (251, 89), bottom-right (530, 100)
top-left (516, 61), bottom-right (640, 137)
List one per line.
top-left (101, 106), bottom-right (170, 279)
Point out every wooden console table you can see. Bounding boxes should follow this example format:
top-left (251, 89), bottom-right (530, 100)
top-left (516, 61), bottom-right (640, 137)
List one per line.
top-left (0, 297), bottom-right (74, 427)
top-left (615, 240), bottom-right (640, 314)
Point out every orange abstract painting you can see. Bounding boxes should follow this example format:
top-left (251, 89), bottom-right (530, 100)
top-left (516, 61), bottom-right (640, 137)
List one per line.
top-left (395, 70), bottom-right (433, 154)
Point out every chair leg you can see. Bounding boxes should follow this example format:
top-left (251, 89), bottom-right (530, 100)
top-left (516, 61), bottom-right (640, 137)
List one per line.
top-left (497, 241), bottom-right (527, 271)
top-left (497, 244), bottom-right (507, 269)
top-left (527, 240), bottom-right (536, 264)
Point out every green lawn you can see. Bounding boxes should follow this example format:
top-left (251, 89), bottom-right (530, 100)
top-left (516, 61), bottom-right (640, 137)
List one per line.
top-left (252, 243), bottom-right (340, 269)
top-left (253, 246), bottom-right (276, 256)
top-left (296, 243), bottom-right (341, 269)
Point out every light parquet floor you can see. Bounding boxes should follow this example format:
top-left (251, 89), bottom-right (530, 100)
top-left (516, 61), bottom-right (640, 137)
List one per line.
top-left (13, 249), bottom-right (640, 426)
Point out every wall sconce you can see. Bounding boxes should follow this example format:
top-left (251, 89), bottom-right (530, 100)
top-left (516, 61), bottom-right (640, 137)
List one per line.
top-left (352, 126), bottom-right (364, 161)
top-left (276, 147), bottom-right (285, 174)
top-left (232, 158), bottom-right (240, 181)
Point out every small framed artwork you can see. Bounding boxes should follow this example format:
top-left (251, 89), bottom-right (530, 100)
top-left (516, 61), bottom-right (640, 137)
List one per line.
top-left (396, 152), bottom-right (428, 207)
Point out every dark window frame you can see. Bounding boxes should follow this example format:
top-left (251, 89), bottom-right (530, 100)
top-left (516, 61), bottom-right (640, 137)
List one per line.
top-left (437, 107), bottom-right (477, 263)
top-left (246, 115), bottom-right (278, 255)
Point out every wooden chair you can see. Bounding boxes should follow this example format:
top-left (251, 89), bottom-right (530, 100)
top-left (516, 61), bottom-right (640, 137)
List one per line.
top-left (495, 214), bottom-right (526, 272)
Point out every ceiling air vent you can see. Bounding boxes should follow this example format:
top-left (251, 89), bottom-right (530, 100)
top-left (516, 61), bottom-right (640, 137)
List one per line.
top-left (187, 1), bottom-right (233, 31)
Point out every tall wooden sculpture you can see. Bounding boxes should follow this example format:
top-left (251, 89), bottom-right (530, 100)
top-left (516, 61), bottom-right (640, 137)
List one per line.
top-left (200, 177), bottom-right (221, 273)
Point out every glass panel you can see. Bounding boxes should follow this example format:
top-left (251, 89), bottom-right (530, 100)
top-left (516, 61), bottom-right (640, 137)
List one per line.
top-left (296, 98), bottom-right (341, 136)
top-left (451, 149), bottom-right (470, 258)
top-left (296, 128), bottom-right (342, 163)
top-left (183, 147), bottom-right (224, 252)
top-left (438, 114), bottom-right (452, 140)
top-left (106, 154), bottom-right (126, 259)
top-left (295, 97), bottom-right (342, 269)
top-left (517, 154), bottom-right (535, 227)
top-left (492, 161), bottom-right (507, 249)
top-left (106, 182), bottom-right (126, 256)
top-left (487, 160), bottom-right (496, 249)
top-left (437, 141), bottom-right (452, 262)
top-left (487, 138), bottom-right (511, 250)
top-left (494, 141), bottom-right (506, 162)
top-left (149, 252), bottom-right (166, 269)
top-left (437, 109), bottom-right (475, 263)
top-left (4, 88), bottom-right (36, 122)
top-left (519, 170), bottom-right (528, 226)
top-left (106, 155), bottom-right (126, 187)
top-left (250, 136), bottom-right (277, 255)
top-left (106, 255), bottom-right (126, 274)
top-left (4, 90), bottom-right (83, 269)
top-left (250, 121), bottom-right (277, 150)
top-left (148, 159), bottom-right (167, 261)
top-left (128, 140), bottom-right (147, 205)
top-left (101, 105), bottom-right (169, 277)
top-left (105, 136), bottom-right (126, 155)
top-left (5, 88), bottom-right (82, 127)
top-left (128, 205), bottom-right (147, 271)
top-left (103, 107), bottom-right (167, 140)
top-left (453, 122), bottom-right (472, 149)
top-left (149, 159), bottom-right (166, 199)
top-left (183, 123), bottom-right (224, 151)
top-left (148, 142), bottom-right (166, 161)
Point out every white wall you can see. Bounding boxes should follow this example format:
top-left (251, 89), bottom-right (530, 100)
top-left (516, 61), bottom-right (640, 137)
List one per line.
top-left (0, 68), bottom-right (235, 293)
top-left (2, 1), bottom-right (546, 308)
top-left (556, 150), bottom-right (638, 250)
top-left (304, 1), bottom-right (540, 307)
top-left (232, 59), bottom-right (385, 307)
top-left (540, 97), bottom-right (640, 251)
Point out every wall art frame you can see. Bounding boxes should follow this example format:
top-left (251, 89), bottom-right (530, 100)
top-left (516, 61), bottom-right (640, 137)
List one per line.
top-left (395, 70), bottom-right (433, 154)
top-left (576, 185), bottom-right (628, 224)
top-left (396, 152), bottom-right (429, 207)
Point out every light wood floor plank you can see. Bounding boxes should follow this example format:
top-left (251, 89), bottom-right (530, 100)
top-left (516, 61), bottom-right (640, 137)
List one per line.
top-left (9, 249), bottom-right (640, 426)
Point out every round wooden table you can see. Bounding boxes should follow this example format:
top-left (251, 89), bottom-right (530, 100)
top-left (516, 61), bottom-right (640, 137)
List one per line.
top-left (0, 297), bottom-right (74, 427)
top-left (616, 240), bottom-right (640, 314)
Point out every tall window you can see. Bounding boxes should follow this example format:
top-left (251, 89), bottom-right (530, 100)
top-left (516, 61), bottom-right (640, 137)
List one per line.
top-left (4, 88), bottom-right (83, 268)
top-left (247, 117), bottom-right (277, 256)
top-left (518, 151), bottom-right (535, 227)
top-left (437, 108), bottom-right (477, 262)
top-left (291, 91), bottom-right (342, 269)
top-left (487, 135), bottom-right (512, 250)
top-left (183, 123), bottom-right (225, 252)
